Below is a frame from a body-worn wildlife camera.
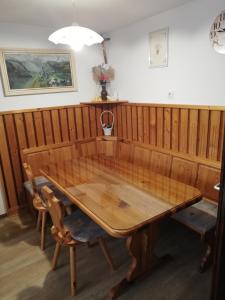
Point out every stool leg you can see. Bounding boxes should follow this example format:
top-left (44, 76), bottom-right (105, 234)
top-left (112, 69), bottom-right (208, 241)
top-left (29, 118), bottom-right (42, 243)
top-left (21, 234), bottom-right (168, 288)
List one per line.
top-left (40, 211), bottom-right (47, 251)
top-left (36, 211), bottom-right (42, 231)
top-left (98, 237), bottom-right (116, 271)
top-left (69, 246), bottom-right (77, 296)
top-left (52, 241), bottom-right (61, 270)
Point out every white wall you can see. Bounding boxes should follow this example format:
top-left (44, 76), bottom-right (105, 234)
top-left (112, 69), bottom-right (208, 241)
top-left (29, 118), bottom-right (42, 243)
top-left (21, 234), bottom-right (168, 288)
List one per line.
top-left (0, 23), bottom-right (102, 112)
top-left (108, 0), bottom-right (225, 105)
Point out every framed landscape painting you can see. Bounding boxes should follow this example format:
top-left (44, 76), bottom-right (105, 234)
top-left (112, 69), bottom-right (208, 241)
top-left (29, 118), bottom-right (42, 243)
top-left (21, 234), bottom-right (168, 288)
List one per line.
top-left (0, 49), bottom-right (77, 96)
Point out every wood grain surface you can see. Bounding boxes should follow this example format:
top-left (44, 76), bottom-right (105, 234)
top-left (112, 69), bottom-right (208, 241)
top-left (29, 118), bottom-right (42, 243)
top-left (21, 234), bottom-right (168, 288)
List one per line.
top-left (41, 156), bottom-right (202, 238)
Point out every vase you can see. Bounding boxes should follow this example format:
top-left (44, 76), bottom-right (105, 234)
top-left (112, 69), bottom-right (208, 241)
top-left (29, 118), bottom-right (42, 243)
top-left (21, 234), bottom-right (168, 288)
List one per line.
top-left (100, 83), bottom-right (108, 101)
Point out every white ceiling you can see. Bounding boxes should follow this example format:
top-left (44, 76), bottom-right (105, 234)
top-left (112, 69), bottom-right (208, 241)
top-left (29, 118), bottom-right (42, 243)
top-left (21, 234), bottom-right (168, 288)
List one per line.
top-left (0, 0), bottom-right (193, 33)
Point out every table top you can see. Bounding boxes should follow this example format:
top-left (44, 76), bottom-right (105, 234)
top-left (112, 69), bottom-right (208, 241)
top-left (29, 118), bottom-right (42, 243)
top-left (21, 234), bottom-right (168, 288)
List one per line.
top-left (40, 156), bottom-right (202, 238)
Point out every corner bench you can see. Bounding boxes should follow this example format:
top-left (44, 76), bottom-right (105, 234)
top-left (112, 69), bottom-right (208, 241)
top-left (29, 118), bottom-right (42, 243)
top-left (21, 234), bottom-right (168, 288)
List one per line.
top-left (114, 138), bottom-right (220, 272)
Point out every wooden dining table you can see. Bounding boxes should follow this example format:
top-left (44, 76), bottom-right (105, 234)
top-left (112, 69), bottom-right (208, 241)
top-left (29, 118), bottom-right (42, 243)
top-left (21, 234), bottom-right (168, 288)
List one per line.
top-left (40, 155), bottom-right (202, 299)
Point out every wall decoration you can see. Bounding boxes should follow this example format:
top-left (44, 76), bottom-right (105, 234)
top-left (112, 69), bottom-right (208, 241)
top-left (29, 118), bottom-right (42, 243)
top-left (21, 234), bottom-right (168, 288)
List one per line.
top-left (149, 28), bottom-right (169, 68)
top-left (210, 10), bottom-right (225, 54)
top-left (0, 49), bottom-right (77, 96)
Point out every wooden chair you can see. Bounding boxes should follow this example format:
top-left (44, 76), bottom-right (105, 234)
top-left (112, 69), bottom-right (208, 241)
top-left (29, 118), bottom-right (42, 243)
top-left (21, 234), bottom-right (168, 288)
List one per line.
top-left (22, 142), bottom-right (78, 250)
top-left (41, 185), bottom-right (116, 296)
top-left (170, 158), bottom-right (217, 272)
top-left (23, 162), bottom-right (48, 250)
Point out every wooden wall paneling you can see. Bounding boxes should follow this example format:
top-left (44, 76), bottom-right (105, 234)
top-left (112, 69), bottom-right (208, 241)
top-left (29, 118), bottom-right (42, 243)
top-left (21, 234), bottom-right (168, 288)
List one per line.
top-left (196, 165), bottom-right (220, 201)
top-left (131, 105), bottom-right (138, 141)
top-left (59, 109), bottom-right (69, 142)
top-left (143, 106), bottom-right (150, 144)
top-left (164, 108), bottom-right (171, 150)
top-left (82, 106), bottom-right (91, 139)
top-left (171, 108), bottom-right (179, 151)
top-left (96, 106), bottom-right (103, 136)
top-left (102, 104), bottom-right (109, 126)
top-left (218, 111), bottom-right (225, 161)
top-left (108, 104), bottom-right (113, 125)
top-left (14, 113), bottom-right (28, 150)
top-left (150, 107), bottom-right (156, 146)
top-left (14, 113), bottom-right (28, 189)
top-left (89, 106), bottom-right (97, 138)
top-left (117, 105), bottom-right (122, 138)
top-left (198, 110), bottom-right (209, 158)
top-left (75, 107), bottom-right (84, 140)
top-left (170, 157), bottom-right (198, 186)
top-left (156, 107), bottom-right (163, 147)
top-left (111, 105), bottom-right (117, 136)
top-left (51, 109), bottom-right (62, 143)
top-left (67, 108), bottom-right (77, 142)
top-left (24, 112), bottom-right (36, 147)
top-left (150, 151), bottom-right (172, 177)
top-left (42, 110), bottom-right (54, 144)
top-left (1, 103), bottom-right (225, 213)
top-left (0, 115), bottom-right (18, 210)
top-left (188, 109), bottom-right (198, 156)
top-left (208, 110), bottom-right (221, 161)
top-left (126, 105), bottom-right (132, 140)
top-left (121, 105), bottom-right (127, 139)
top-left (4, 114), bottom-right (24, 204)
top-left (179, 109), bottom-right (189, 153)
top-left (137, 106), bottom-right (144, 143)
top-left (33, 111), bottom-right (45, 146)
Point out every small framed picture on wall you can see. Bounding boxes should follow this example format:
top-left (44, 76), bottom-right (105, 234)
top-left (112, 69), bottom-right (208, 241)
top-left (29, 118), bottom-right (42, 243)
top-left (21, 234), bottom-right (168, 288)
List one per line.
top-left (149, 28), bottom-right (169, 68)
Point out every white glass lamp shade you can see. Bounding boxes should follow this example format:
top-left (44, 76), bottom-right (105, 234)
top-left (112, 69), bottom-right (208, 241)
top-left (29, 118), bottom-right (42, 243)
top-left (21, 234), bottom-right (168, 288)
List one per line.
top-left (48, 26), bottom-right (104, 51)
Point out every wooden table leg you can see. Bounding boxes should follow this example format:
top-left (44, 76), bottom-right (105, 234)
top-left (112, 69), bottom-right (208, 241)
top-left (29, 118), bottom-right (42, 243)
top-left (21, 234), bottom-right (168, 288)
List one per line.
top-left (109, 223), bottom-right (170, 299)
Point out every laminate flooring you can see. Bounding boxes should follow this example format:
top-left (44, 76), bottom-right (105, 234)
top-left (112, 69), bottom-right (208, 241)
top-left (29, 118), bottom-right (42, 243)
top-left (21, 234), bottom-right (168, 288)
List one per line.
top-left (0, 211), bottom-right (212, 300)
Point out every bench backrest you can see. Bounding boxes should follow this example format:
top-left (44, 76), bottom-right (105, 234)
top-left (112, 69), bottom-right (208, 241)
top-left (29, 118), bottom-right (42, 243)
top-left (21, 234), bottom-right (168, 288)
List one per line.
top-left (116, 140), bottom-right (220, 202)
top-left (21, 141), bottom-right (79, 177)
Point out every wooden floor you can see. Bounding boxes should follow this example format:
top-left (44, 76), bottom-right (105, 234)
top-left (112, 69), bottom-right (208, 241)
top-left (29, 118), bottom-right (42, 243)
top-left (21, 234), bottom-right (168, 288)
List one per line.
top-left (0, 210), bottom-right (212, 300)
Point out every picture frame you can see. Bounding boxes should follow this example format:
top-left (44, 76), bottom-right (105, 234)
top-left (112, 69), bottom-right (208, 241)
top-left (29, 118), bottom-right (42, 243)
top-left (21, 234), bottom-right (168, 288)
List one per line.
top-left (149, 28), bottom-right (169, 68)
top-left (0, 48), bottom-right (77, 96)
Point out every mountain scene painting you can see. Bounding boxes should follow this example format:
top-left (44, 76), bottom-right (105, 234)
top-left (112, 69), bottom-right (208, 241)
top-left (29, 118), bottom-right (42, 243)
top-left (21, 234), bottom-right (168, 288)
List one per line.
top-left (4, 52), bottom-right (74, 91)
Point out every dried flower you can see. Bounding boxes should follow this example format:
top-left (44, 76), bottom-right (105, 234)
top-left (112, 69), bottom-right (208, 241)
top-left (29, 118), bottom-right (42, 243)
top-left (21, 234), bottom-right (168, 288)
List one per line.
top-left (92, 64), bottom-right (115, 84)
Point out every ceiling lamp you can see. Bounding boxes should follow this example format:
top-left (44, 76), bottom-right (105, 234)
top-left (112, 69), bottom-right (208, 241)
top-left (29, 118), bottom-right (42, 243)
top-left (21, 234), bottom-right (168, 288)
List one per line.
top-left (49, 24), bottom-right (103, 51)
top-left (48, 1), bottom-right (103, 51)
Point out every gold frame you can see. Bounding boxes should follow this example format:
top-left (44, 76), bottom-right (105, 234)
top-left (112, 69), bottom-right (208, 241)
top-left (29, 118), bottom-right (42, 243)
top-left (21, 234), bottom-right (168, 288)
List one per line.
top-left (0, 48), bottom-right (77, 96)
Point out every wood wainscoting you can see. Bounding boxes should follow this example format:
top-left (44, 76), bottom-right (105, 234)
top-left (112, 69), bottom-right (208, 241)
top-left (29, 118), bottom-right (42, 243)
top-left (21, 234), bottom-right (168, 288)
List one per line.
top-left (0, 104), bottom-right (114, 213)
top-left (111, 103), bottom-right (224, 201)
top-left (0, 102), bottom-right (224, 213)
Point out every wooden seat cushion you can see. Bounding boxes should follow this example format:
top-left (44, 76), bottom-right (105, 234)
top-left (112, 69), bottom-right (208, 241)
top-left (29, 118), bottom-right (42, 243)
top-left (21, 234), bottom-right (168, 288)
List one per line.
top-left (172, 199), bottom-right (217, 235)
top-left (64, 209), bottom-right (107, 243)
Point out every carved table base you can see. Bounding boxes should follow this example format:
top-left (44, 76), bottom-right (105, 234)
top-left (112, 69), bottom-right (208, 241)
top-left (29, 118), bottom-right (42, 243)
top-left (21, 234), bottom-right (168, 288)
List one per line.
top-left (109, 223), bottom-right (171, 299)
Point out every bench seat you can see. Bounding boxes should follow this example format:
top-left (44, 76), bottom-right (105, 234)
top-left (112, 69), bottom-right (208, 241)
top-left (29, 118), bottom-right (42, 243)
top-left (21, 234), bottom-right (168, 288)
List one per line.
top-left (172, 199), bottom-right (218, 272)
top-left (172, 199), bottom-right (217, 236)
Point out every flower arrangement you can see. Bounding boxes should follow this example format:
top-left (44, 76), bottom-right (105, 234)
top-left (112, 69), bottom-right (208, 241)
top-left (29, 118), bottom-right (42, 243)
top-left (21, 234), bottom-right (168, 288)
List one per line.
top-left (92, 64), bottom-right (115, 101)
top-left (92, 64), bottom-right (115, 85)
